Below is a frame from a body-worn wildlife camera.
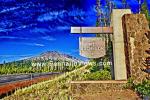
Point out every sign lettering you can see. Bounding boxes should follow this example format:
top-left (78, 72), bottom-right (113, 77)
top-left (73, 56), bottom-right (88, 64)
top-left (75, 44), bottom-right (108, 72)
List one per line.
top-left (79, 37), bottom-right (106, 58)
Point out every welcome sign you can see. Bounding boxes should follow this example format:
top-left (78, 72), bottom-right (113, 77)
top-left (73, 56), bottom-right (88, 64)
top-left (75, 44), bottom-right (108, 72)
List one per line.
top-left (79, 37), bottom-right (106, 58)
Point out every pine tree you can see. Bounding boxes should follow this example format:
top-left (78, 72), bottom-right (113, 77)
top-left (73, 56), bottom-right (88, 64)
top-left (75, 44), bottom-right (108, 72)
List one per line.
top-left (94, 0), bottom-right (113, 71)
top-left (3, 60), bottom-right (6, 68)
top-left (122, 0), bottom-right (127, 8)
top-left (141, 0), bottom-right (150, 26)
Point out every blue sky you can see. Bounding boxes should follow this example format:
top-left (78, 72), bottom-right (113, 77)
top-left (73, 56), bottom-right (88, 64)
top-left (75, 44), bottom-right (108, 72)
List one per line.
top-left (0, 0), bottom-right (150, 63)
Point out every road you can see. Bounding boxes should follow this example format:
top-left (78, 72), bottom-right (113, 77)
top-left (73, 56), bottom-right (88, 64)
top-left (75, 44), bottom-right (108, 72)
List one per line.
top-left (0, 72), bottom-right (60, 85)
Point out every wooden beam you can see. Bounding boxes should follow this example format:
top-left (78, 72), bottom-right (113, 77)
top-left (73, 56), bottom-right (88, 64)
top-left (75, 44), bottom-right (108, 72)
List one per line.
top-left (71, 27), bottom-right (113, 34)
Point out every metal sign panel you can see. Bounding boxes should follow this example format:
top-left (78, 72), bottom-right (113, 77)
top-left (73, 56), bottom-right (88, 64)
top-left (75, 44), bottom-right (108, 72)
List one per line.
top-left (79, 37), bottom-right (106, 58)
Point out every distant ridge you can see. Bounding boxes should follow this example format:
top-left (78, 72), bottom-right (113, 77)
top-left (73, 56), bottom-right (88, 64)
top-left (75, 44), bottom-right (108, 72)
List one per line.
top-left (29, 51), bottom-right (84, 63)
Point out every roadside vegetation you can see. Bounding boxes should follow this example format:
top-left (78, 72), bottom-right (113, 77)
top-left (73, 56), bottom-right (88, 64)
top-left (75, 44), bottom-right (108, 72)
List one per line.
top-left (80, 60), bottom-right (112, 81)
top-left (4, 65), bottom-right (91, 100)
top-left (0, 59), bottom-right (82, 75)
top-left (3, 59), bottom-right (112, 99)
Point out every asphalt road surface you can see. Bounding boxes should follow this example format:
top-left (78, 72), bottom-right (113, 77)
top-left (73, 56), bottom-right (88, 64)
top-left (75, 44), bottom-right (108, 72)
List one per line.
top-left (0, 72), bottom-right (60, 86)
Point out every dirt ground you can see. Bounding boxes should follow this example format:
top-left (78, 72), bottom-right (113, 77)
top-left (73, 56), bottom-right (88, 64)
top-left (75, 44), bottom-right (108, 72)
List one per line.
top-left (73, 89), bottom-right (141, 100)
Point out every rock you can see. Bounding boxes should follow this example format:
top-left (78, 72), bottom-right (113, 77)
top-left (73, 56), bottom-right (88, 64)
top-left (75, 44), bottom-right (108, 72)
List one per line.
top-left (122, 14), bottom-right (150, 83)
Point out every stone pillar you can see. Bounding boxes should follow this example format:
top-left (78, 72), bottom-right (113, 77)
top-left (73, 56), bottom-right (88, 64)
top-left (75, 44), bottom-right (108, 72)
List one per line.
top-left (111, 9), bottom-right (131, 80)
top-left (122, 14), bottom-right (149, 83)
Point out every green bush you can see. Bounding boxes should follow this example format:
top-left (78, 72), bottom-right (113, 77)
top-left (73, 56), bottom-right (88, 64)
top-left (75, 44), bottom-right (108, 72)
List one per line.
top-left (134, 80), bottom-right (150, 96)
top-left (89, 65), bottom-right (100, 72)
top-left (83, 70), bottom-right (111, 80)
top-left (124, 78), bottom-right (135, 89)
top-left (126, 79), bottom-right (150, 97)
top-left (85, 59), bottom-right (112, 80)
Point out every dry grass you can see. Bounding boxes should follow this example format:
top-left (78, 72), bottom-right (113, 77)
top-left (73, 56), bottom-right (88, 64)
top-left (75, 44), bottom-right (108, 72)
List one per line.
top-left (4, 65), bottom-right (90, 100)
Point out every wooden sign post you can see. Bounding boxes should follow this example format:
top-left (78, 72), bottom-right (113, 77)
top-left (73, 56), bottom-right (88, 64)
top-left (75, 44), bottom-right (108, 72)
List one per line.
top-left (71, 27), bottom-right (112, 59)
top-left (70, 9), bottom-right (132, 80)
top-left (71, 27), bottom-right (113, 34)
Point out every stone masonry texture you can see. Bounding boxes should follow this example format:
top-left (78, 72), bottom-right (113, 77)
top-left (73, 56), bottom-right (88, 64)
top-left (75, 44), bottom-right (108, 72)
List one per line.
top-left (122, 14), bottom-right (150, 83)
top-left (71, 81), bottom-right (127, 97)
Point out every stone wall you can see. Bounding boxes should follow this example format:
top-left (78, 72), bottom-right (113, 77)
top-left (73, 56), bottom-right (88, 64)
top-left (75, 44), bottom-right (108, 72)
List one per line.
top-left (71, 81), bottom-right (127, 97)
top-left (122, 14), bottom-right (150, 83)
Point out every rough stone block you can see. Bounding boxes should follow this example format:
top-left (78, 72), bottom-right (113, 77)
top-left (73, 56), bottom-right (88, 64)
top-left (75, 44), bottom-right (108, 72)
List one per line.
top-left (122, 14), bottom-right (150, 83)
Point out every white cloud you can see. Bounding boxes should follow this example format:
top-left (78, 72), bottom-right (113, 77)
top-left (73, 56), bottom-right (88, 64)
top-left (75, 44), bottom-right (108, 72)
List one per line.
top-left (0, 35), bottom-right (56, 42)
top-left (56, 26), bottom-right (70, 30)
top-left (0, 36), bottom-right (29, 40)
top-left (0, 28), bottom-right (8, 32)
top-left (41, 36), bottom-right (56, 41)
top-left (22, 43), bottom-right (45, 47)
top-left (37, 9), bottom-right (86, 22)
top-left (0, 7), bottom-right (20, 13)
top-left (0, 54), bottom-right (33, 58)
top-left (37, 11), bottom-right (66, 22)
top-left (34, 43), bottom-right (45, 47)
top-left (30, 28), bottom-right (50, 33)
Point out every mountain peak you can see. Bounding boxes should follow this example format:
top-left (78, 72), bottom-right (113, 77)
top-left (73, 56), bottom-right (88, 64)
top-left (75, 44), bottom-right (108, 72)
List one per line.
top-left (30, 51), bottom-right (83, 63)
top-left (40, 51), bottom-right (59, 55)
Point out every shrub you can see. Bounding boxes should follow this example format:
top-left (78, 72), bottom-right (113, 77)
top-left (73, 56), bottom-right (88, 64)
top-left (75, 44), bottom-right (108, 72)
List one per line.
top-left (89, 65), bottom-right (100, 72)
top-left (83, 70), bottom-right (111, 80)
top-left (126, 79), bottom-right (150, 97)
top-left (134, 80), bottom-right (150, 97)
top-left (124, 78), bottom-right (135, 89)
